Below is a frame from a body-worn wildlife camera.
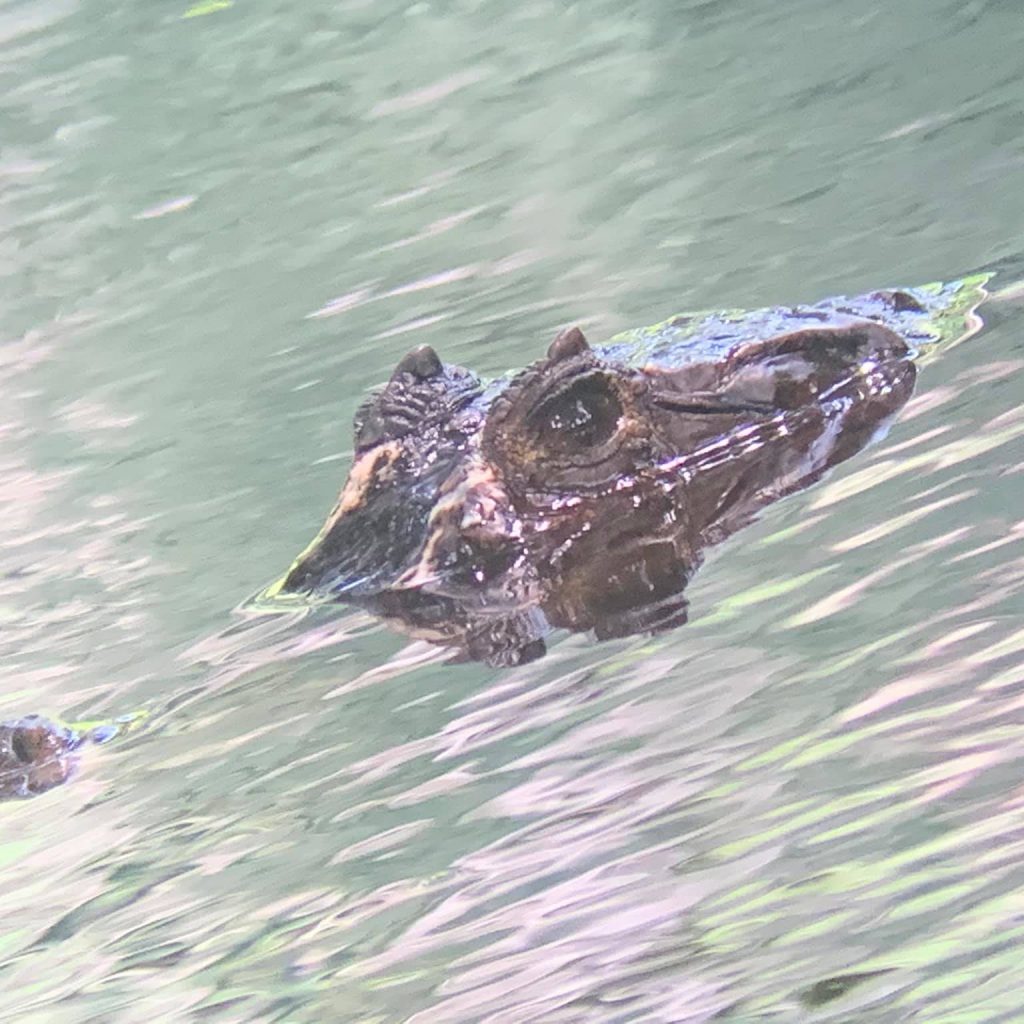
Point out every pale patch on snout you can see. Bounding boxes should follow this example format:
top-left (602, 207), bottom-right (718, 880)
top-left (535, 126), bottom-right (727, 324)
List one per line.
top-left (394, 462), bottom-right (518, 592)
top-left (258, 442), bottom-right (402, 602)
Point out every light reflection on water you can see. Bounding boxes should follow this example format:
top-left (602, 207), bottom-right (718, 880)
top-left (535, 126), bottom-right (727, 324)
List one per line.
top-left (3, 0), bottom-right (1024, 1019)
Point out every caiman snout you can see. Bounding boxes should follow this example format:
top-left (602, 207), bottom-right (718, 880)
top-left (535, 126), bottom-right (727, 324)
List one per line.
top-left (272, 440), bottom-right (464, 600)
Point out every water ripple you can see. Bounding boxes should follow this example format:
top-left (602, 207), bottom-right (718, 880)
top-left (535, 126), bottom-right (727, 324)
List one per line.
top-left (3, 0), bottom-right (1024, 1019)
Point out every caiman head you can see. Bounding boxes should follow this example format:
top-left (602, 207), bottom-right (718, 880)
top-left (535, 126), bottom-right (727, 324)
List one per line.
top-left (272, 344), bottom-right (487, 601)
top-left (269, 317), bottom-right (915, 664)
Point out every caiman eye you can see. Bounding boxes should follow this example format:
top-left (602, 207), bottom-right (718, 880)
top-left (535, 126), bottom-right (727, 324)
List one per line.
top-left (482, 350), bottom-right (643, 495)
top-left (529, 375), bottom-right (622, 454)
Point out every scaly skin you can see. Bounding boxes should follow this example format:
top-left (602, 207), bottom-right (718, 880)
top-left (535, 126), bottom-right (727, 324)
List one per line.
top-left (265, 276), bottom-right (990, 666)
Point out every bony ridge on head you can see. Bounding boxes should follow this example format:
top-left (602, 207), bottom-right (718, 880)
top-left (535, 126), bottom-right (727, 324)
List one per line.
top-left (391, 344), bottom-right (443, 381)
top-left (547, 326), bottom-right (590, 362)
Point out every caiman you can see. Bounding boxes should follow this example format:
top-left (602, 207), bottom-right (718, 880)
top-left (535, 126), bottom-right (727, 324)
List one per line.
top-left (1, 274), bottom-right (996, 799)
top-left (262, 276), bottom-right (991, 667)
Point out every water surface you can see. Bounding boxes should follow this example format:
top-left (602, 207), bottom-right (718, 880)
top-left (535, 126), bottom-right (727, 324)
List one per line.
top-left (3, 0), bottom-right (1024, 1020)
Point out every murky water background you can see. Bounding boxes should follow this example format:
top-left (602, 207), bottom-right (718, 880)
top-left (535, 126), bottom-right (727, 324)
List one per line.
top-left (3, 0), bottom-right (1024, 1020)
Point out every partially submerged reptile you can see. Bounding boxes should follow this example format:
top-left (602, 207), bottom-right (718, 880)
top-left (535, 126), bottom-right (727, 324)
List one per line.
top-left (262, 275), bottom-right (991, 666)
top-left (0, 275), bottom-right (994, 800)
top-left (0, 715), bottom-right (124, 800)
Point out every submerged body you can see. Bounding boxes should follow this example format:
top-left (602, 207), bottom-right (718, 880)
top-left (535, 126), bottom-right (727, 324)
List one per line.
top-left (266, 277), bottom-right (990, 665)
top-left (0, 714), bottom-right (134, 800)
top-left (0, 716), bottom-right (84, 799)
top-left (0, 276), bottom-right (994, 801)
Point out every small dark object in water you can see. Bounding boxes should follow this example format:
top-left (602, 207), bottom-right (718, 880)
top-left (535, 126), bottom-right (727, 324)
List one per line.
top-left (264, 277), bottom-right (989, 665)
top-left (0, 715), bottom-right (82, 799)
top-left (800, 969), bottom-right (896, 1007)
top-left (0, 713), bottom-right (139, 801)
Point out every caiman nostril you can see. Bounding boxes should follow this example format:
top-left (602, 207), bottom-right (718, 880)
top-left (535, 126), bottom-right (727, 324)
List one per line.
top-left (392, 344), bottom-right (443, 381)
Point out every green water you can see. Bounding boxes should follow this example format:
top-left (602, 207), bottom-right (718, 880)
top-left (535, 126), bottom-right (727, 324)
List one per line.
top-left (2, 0), bottom-right (1024, 1019)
